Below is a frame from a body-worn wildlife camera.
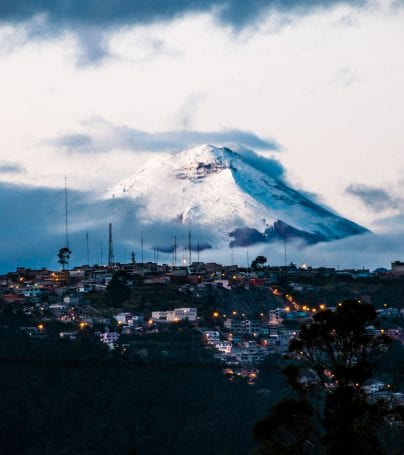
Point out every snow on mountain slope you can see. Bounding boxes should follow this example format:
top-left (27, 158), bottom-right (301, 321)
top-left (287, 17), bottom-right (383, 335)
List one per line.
top-left (107, 145), bottom-right (368, 246)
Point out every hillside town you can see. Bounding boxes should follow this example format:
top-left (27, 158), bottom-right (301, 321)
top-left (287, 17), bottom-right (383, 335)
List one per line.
top-left (1, 257), bottom-right (404, 396)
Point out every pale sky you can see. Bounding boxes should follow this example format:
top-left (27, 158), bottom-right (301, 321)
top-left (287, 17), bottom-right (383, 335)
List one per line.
top-left (0, 0), bottom-right (404, 270)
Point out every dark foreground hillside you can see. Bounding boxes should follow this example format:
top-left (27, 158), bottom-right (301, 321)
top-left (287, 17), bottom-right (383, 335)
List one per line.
top-left (0, 321), bottom-right (271, 455)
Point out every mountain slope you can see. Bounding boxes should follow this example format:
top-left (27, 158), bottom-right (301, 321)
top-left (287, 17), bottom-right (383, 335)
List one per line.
top-left (107, 145), bottom-right (368, 246)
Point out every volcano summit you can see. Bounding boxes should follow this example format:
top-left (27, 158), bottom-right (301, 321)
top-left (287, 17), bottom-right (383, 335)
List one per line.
top-left (108, 145), bottom-right (368, 247)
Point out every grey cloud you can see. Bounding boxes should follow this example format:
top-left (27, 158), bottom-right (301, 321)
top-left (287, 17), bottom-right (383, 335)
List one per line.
top-left (230, 145), bottom-right (285, 179)
top-left (49, 133), bottom-right (93, 150)
top-left (346, 184), bottom-right (399, 211)
top-left (0, 182), bottom-right (218, 273)
top-left (0, 161), bottom-right (26, 174)
top-left (0, 1), bottom-right (371, 65)
top-left (272, 231), bottom-right (404, 270)
top-left (0, 180), bottom-right (402, 273)
top-left (50, 124), bottom-right (280, 153)
top-left (75, 26), bottom-right (110, 66)
top-left (0, 1), bottom-right (365, 28)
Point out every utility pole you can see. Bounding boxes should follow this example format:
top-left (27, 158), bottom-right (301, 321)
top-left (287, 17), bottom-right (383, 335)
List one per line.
top-left (64, 176), bottom-right (69, 248)
top-left (188, 230), bottom-right (192, 269)
top-left (173, 236), bottom-right (177, 267)
top-left (141, 232), bottom-right (144, 264)
top-left (284, 232), bottom-right (287, 267)
top-left (108, 223), bottom-right (114, 267)
top-left (86, 231), bottom-right (90, 266)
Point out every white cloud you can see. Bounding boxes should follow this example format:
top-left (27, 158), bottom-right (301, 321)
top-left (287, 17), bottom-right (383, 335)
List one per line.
top-left (0, 0), bottom-right (403, 235)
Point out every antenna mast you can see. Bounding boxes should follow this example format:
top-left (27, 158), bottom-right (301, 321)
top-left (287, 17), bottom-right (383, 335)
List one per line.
top-left (86, 231), bottom-right (90, 266)
top-left (188, 230), bottom-right (192, 269)
top-left (284, 232), bottom-right (287, 267)
top-left (141, 232), bottom-right (144, 264)
top-left (64, 176), bottom-right (69, 248)
top-left (173, 236), bottom-right (177, 267)
top-left (108, 223), bottom-right (114, 266)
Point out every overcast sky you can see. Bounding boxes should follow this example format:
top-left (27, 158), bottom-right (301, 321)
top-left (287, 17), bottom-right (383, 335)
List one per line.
top-left (0, 0), bottom-right (404, 271)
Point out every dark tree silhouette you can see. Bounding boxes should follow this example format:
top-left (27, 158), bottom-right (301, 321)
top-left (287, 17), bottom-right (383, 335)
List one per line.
top-left (106, 270), bottom-right (132, 307)
top-left (251, 255), bottom-right (267, 270)
top-left (57, 247), bottom-right (71, 271)
top-left (254, 300), bottom-right (403, 454)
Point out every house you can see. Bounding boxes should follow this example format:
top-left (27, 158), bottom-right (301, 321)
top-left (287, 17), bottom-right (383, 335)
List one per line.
top-left (223, 318), bottom-right (262, 334)
top-left (391, 261), bottom-right (404, 276)
top-left (114, 312), bottom-right (144, 326)
top-left (269, 308), bottom-right (284, 325)
top-left (152, 307), bottom-right (197, 322)
top-left (200, 330), bottom-right (220, 342)
top-left (211, 341), bottom-right (232, 354)
top-left (99, 331), bottom-right (120, 349)
top-left (59, 331), bottom-right (78, 340)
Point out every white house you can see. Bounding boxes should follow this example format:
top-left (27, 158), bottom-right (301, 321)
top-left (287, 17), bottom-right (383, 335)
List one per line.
top-left (99, 331), bottom-right (120, 349)
top-left (152, 308), bottom-right (197, 322)
top-left (212, 341), bottom-right (232, 354)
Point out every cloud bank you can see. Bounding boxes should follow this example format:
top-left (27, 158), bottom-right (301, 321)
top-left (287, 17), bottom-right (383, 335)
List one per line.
top-left (49, 121), bottom-right (279, 154)
top-left (0, 1), bottom-right (364, 28)
top-left (0, 179), bottom-right (398, 274)
top-left (346, 183), bottom-right (400, 211)
top-left (0, 182), bottom-right (219, 273)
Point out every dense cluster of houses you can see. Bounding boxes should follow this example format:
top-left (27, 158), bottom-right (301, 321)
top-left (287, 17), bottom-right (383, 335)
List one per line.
top-left (1, 261), bottom-right (404, 377)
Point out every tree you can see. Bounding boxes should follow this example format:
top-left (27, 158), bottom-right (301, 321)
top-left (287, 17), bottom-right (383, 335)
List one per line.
top-left (251, 255), bottom-right (267, 270)
top-left (57, 247), bottom-right (71, 271)
top-left (106, 270), bottom-right (132, 307)
top-left (254, 300), bottom-right (403, 454)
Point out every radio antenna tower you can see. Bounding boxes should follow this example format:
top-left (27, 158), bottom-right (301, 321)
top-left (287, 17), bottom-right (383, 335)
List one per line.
top-left (108, 223), bottom-right (114, 266)
top-left (141, 232), bottom-right (144, 264)
top-left (86, 231), bottom-right (90, 266)
top-left (284, 232), bottom-right (287, 267)
top-left (173, 236), bottom-right (177, 267)
top-left (64, 176), bottom-right (69, 248)
top-left (188, 230), bottom-right (192, 268)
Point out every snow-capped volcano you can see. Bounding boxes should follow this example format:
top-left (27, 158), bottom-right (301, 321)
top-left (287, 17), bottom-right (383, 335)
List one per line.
top-left (108, 145), bottom-right (368, 246)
